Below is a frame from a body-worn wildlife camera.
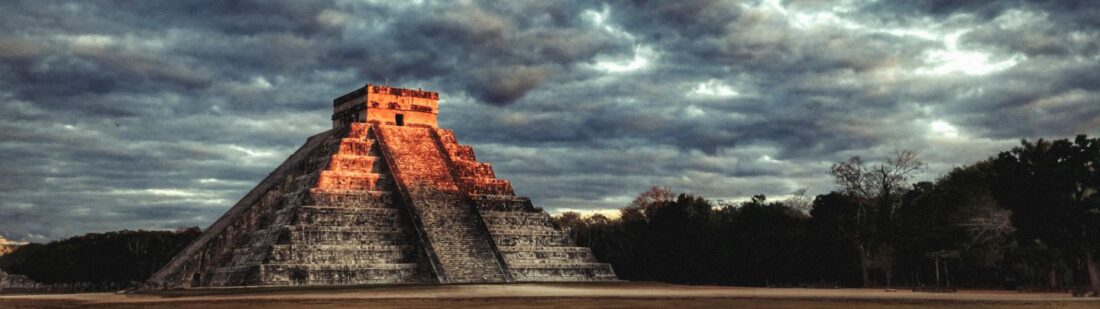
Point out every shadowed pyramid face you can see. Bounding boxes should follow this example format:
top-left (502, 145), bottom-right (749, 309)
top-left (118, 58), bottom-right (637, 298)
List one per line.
top-left (146, 84), bottom-right (616, 289)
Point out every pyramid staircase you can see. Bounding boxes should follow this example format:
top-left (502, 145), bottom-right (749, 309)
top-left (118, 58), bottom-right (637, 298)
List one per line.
top-left (373, 124), bottom-right (510, 283)
top-left (432, 128), bottom-right (617, 282)
top-left (252, 124), bottom-right (431, 285)
top-left (148, 123), bottom-right (614, 288)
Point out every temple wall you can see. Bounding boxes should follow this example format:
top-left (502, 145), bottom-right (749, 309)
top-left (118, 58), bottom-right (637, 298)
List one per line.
top-left (333, 84), bottom-right (439, 128)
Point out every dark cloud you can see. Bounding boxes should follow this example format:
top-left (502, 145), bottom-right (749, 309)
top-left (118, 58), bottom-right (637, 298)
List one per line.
top-left (1, 0), bottom-right (1099, 241)
top-left (610, 0), bottom-right (742, 38)
top-left (468, 65), bottom-right (555, 105)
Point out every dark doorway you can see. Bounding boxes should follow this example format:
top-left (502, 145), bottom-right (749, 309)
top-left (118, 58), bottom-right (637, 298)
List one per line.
top-left (191, 273), bottom-right (202, 287)
top-left (396, 114), bottom-right (404, 126)
top-left (290, 269), bottom-right (309, 285)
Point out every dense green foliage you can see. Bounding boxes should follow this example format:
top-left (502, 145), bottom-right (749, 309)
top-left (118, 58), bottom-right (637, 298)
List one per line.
top-left (990, 135), bottom-right (1100, 293)
top-left (557, 135), bottom-right (1100, 293)
top-left (0, 228), bottom-right (200, 290)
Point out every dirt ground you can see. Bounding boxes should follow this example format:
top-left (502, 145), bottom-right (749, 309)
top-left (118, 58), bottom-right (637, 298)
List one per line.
top-left (1, 282), bottom-right (1097, 308)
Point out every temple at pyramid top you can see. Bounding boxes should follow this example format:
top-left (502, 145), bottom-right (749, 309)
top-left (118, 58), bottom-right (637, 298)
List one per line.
top-left (147, 82), bottom-right (616, 288)
top-left (331, 84), bottom-right (441, 128)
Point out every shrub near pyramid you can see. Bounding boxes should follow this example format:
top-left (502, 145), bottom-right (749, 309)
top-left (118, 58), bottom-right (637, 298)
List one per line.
top-left (147, 84), bottom-right (616, 288)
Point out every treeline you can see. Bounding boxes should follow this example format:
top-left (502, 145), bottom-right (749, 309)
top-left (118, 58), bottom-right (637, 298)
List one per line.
top-left (556, 135), bottom-right (1100, 294)
top-left (0, 228), bottom-right (200, 290)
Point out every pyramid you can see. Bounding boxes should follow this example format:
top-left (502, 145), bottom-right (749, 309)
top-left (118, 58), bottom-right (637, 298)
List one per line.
top-left (147, 84), bottom-right (616, 288)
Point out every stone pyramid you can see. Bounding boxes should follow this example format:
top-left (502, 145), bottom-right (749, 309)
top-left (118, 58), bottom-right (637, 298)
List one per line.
top-left (147, 84), bottom-right (616, 288)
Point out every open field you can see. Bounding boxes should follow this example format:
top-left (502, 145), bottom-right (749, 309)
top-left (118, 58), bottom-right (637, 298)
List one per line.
top-left (2, 282), bottom-right (1097, 308)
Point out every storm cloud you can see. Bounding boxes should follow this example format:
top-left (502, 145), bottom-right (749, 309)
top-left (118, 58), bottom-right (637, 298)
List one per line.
top-left (1, 0), bottom-right (1098, 242)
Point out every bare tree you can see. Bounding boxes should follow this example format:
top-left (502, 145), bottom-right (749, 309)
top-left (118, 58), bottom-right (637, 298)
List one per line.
top-left (959, 202), bottom-right (1015, 245)
top-left (829, 150), bottom-right (926, 287)
top-left (831, 156), bottom-right (872, 199)
top-left (831, 150), bottom-right (926, 201)
top-left (871, 150), bottom-right (926, 200)
top-left (785, 188), bottom-right (813, 214)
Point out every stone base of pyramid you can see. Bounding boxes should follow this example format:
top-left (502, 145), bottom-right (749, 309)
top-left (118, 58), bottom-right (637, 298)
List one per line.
top-left (147, 122), bottom-right (615, 288)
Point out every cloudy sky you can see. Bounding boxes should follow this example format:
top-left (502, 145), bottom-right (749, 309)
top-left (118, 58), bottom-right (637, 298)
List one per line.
top-left (2, 0), bottom-right (1099, 242)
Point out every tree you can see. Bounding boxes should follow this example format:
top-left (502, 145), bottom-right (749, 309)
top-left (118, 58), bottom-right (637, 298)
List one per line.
top-left (0, 228), bottom-right (202, 290)
top-left (991, 135), bottom-right (1100, 295)
top-left (935, 162), bottom-right (1015, 288)
top-left (828, 150), bottom-right (926, 287)
top-left (785, 188), bottom-right (813, 214)
top-left (722, 195), bottom-right (810, 286)
top-left (807, 192), bottom-right (864, 287)
top-left (620, 186), bottom-right (674, 223)
top-left (830, 151), bottom-right (925, 201)
top-left (645, 194), bottom-right (718, 283)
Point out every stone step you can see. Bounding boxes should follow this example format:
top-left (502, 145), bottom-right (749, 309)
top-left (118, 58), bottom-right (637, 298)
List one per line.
top-left (299, 205), bottom-right (401, 214)
top-left (462, 178), bottom-right (514, 195)
top-left (487, 225), bottom-right (559, 234)
top-left (437, 256), bottom-right (500, 266)
top-left (225, 248), bottom-right (270, 267)
top-left (262, 263), bottom-right (420, 270)
top-left (418, 216), bottom-right (480, 227)
top-left (471, 196), bottom-right (537, 212)
top-left (346, 123), bottom-right (370, 137)
top-left (479, 209), bottom-right (549, 219)
top-left (497, 246), bottom-right (595, 253)
top-left (285, 226), bottom-right (408, 244)
top-left (337, 138), bottom-right (380, 156)
top-left (424, 231), bottom-right (482, 241)
top-left (441, 270), bottom-right (504, 279)
top-left (492, 233), bottom-right (572, 247)
top-left (430, 240), bottom-right (497, 250)
top-left (446, 144), bottom-right (477, 161)
top-left (418, 211), bottom-right (477, 220)
top-left (441, 268), bottom-right (506, 278)
top-left (450, 160), bottom-right (495, 178)
top-left (500, 248), bottom-right (597, 263)
top-left (272, 244), bottom-right (413, 252)
top-left (506, 261), bottom-right (613, 269)
top-left (286, 225), bottom-right (407, 233)
top-left (319, 170), bottom-right (387, 178)
top-left (259, 263), bottom-right (427, 286)
top-left (315, 171), bottom-right (392, 191)
top-left (268, 246), bottom-right (414, 265)
top-left (510, 274), bottom-right (619, 282)
top-left (488, 228), bottom-right (568, 237)
top-left (307, 189), bottom-right (398, 207)
top-left (327, 154), bottom-right (384, 172)
top-left (434, 128), bottom-right (459, 144)
top-left (203, 265), bottom-right (261, 286)
top-left (507, 263), bottom-right (617, 282)
top-left (431, 243), bottom-right (497, 252)
top-left (295, 206), bottom-right (403, 227)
